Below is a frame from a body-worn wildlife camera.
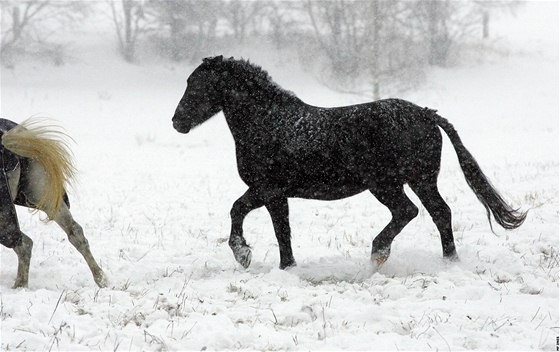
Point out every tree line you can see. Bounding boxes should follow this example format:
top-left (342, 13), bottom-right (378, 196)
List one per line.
top-left (1, 0), bottom-right (519, 98)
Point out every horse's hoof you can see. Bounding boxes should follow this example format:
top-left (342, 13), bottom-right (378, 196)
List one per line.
top-left (443, 252), bottom-right (460, 262)
top-left (94, 272), bottom-right (108, 288)
top-left (233, 246), bottom-right (252, 268)
top-left (279, 259), bottom-right (296, 270)
top-left (371, 251), bottom-right (390, 269)
top-left (12, 280), bottom-right (28, 289)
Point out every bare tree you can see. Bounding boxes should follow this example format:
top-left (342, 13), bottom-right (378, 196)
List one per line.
top-left (109, 0), bottom-right (145, 62)
top-left (263, 1), bottom-right (304, 49)
top-left (1, 0), bottom-right (89, 66)
top-left (1, 1), bottom-right (48, 55)
top-left (306, 0), bottom-right (421, 99)
top-left (306, 1), bottom-right (364, 79)
top-left (221, 0), bottom-right (266, 44)
top-left (185, 1), bottom-right (220, 60)
top-left (145, 0), bottom-right (189, 61)
top-left (145, 0), bottom-right (220, 62)
top-left (473, 0), bottom-right (522, 39)
top-left (425, 0), bottom-right (452, 66)
top-left (411, 0), bottom-right (516, 66)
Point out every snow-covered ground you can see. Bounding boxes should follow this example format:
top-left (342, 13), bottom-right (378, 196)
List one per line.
top-left (1, 2), bottom-right (558, 350)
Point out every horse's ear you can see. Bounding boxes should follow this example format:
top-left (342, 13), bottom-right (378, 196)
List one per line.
top-left (203, 55), bottom-right (223, 65)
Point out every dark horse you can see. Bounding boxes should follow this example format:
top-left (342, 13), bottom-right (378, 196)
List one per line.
top-left (172, 55), bottom-right (526, 269)
top-left (1, 118), bottom-right (106, 288)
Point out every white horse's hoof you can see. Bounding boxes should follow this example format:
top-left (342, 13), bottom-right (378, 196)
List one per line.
top-left (94, 272), bottom-right (108, 288)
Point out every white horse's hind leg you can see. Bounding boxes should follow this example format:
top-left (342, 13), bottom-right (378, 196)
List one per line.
top-left (24, 160), bottom-right (107, 287)
top-left (54, 204), bottom-right (108, 288)
top-left (13, 233), bottom-right (33, 288)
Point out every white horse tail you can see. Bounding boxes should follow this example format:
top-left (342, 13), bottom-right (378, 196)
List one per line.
top-left (1, 118), bottom-right (76, 220)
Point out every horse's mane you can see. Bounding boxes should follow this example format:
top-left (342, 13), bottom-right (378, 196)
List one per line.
top-left (213, 56), bottom-right (298, 100)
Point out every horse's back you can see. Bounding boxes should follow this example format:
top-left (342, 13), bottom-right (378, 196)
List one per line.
top-left (0, 118), bottom-right (18, 132)
top-left (314, 99), bottom-right (442, 182)
top-left (299, 98), bottom-right (442, 163)
top-left (0, 118), bottom-right (21, 174)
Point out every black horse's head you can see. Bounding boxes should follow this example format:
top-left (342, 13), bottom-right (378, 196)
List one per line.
top-left (172, 55), bottom-right (226, 134)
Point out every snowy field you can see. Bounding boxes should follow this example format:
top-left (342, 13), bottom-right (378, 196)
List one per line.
top-left (1, 2), bottom-right (558, 351)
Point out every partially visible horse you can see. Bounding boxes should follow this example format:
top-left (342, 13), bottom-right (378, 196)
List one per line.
top-left (0, 118), bottom-right (106, 288)
top-left (172, 55), bottom-right (526, 269)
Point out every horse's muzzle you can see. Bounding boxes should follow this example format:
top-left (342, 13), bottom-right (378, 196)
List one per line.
top-left (172, 119), bottom-right (191, 134)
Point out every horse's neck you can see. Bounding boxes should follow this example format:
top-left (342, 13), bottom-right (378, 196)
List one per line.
top-left (223, 86), bottom-right (274, 128)
top-left (221, 72), bottom-right (304, 141)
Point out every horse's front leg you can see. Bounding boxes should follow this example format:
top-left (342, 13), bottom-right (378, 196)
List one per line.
top-left (229, 188), bottom-right (265, 268)
top-left (265, 197), bottom-right (296, 269)
top-left (54, 204), bottom-right (108, 288)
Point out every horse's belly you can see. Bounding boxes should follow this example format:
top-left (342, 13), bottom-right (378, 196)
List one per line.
top-left (284, 166), bottom-right (368, 200)
top-left (288, 183), bottom-right (366, 200)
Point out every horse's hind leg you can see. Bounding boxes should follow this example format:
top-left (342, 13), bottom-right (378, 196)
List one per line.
top-left (265, 197), bottom-right (296, 269)
top-left (13, 233), bottom-right (33, 288)
top-left (54, 204), bottom-right (108, 287)
top-left (370, 183), bottom-right (419, 266)
top-left (20, 160), bottom-right (107, 287)
top-left (0, 165), bottom-right (32, 288)
top-left (409, 177), bottom-right (458, 260)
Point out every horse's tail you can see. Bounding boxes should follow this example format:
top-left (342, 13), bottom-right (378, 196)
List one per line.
top-left (1, 118), bottom-right (76, 221)
top-left (428, 110), bottom-right (527, 230)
